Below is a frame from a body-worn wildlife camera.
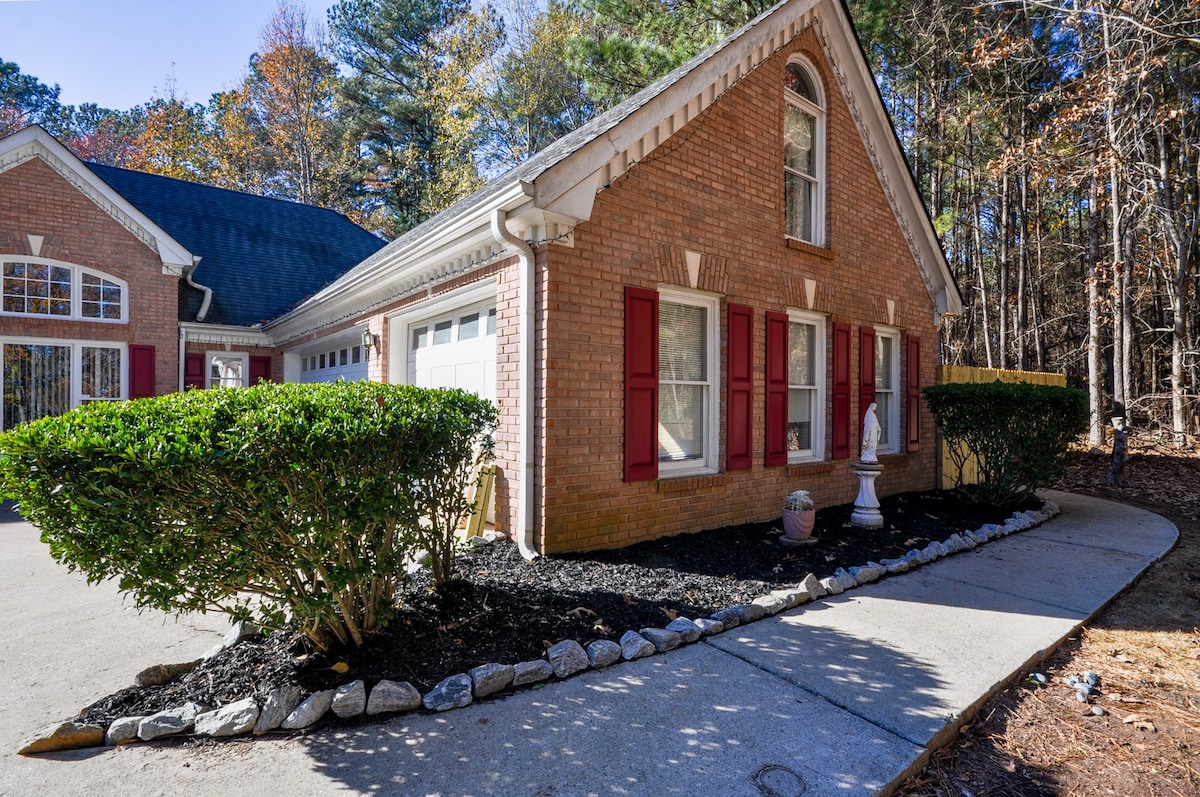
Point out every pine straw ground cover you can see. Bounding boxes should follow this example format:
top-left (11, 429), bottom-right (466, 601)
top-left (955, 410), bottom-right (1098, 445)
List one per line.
top-left (77, 489), bottom-right (1027, 727)
top-left (898, 438), bottom-right (1200, 797)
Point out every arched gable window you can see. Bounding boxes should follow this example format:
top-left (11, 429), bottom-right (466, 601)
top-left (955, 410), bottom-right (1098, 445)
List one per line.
top-left (784, 57), bottom-right (826, 245)
top-left (1, 258), bottom-right (126, 323)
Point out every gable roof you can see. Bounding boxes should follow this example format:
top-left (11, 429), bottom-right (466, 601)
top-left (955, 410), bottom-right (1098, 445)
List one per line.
top-left (271, 0), bottom-right (961, 341)
top-left (0, 125), bottom-right (194, 274)
top-left (88, 164), bottom-right (386, 327)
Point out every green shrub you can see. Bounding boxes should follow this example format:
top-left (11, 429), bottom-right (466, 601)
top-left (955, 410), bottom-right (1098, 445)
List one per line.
top-left (0, 382), bottom-right (497, 649)
top-left (923, 381), bottom-right (1087, 507)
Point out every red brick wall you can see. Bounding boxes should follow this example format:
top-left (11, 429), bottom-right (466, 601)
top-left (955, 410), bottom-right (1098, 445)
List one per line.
top-left (536, 29), bottom-right (942, 553)
top-left (0, 158), bottom-right (180, 399)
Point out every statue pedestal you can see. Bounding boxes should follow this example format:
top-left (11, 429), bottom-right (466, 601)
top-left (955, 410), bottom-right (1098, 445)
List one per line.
top-left (851, 462), bottom-right (884, 529)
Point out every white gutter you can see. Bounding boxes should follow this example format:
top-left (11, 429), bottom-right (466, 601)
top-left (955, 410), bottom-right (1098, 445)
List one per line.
top-left (490, 209), bottom-right (539, 561)
top-left (184, 257), bottom-right (212, 322)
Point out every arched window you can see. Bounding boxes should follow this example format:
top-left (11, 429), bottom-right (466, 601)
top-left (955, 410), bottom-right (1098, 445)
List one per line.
top-left (1, 258), bottom-right (126, 322)
top-left (784, 57), bottom-right (825, 245)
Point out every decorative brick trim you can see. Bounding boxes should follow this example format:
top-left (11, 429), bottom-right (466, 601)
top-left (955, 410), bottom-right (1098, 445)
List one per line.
top-left (655, 243), bottom-right (688, 286)
top-left (698, 254), bottom-right (730, 295)
top-left (814, 282), bottom-right (835, 314)
top-left (656, 474), bottom-right (728, 495)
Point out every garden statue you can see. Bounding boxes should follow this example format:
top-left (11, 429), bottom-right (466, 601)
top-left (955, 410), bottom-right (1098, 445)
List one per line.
top-left (860, 402), bottom-right (881, 463)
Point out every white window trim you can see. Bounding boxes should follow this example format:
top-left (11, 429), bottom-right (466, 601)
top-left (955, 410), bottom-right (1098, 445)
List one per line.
top-left (657, 286), bottom-right (720, 478)
top-left (206, 351), bottom-right (248, 389)
top-left (0, 336), bottom-right (127, 431)
top-left (787, 308), bottom-right (826, 464)
top-left (0, 256), bottom-right (129, 324)
top-left (784, 56), bottom-right (826, 248)
top-left (875, 326), bottom-right (901, 455)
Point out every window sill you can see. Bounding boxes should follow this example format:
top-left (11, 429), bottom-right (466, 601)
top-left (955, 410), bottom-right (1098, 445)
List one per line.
top-left (785, 237), bottom-right (833, 260)
top-left (656, 471), bottom-right (726, 494)
top-left (786, 460), bottom-right (835, 477)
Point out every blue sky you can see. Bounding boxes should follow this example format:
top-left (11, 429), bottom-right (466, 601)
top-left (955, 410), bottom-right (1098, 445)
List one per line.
top-left (1, 0), bottom-right (339, 110)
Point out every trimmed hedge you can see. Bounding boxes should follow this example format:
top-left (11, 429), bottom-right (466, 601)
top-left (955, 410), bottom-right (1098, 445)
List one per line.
top-left (923, 381), bottom-right (1087, 507)
top-left (0, 382), bottom-right (497, 649)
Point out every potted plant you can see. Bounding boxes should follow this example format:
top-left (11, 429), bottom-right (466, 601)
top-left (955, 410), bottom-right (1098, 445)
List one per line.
top-left (782, 489), bottom-right (816, 540)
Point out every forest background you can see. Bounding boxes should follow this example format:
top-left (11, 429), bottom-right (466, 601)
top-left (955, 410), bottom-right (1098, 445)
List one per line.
top-left (3, 0), bottom-right (1198, 449)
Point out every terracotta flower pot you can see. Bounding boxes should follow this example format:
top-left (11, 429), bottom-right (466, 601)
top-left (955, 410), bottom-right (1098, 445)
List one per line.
top-left (782, 508), bottom-right (816, 540)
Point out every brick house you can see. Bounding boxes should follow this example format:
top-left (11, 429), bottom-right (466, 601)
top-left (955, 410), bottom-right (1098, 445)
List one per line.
top-left (0, 124), bottom-right (385, 429)
top-left (268, 0), bottom-right (962, 555)
top-left (2, 0), bottom-right (961, 557)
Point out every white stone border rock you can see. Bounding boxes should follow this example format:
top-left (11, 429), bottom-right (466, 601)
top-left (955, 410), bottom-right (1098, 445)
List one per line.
top-left (18, 502), bottom-right (1059, 755)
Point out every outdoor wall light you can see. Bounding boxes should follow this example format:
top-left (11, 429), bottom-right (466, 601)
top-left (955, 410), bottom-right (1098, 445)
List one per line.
top-left (361, 329), bottom-right (378, 356)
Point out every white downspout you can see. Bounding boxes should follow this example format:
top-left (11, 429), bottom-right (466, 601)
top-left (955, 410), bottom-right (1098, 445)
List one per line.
top-left (490, 210), bottom-right (539, 560)
top-left (184, 257), bottom-right (212, 322)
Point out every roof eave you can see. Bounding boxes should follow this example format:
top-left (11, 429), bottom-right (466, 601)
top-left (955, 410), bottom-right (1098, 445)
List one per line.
top-left (264, 180), bottom-right (535, 340)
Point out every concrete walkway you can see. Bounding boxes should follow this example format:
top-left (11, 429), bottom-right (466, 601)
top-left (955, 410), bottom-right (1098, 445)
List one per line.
top-left (0, 491), bottom-right (1177, 797)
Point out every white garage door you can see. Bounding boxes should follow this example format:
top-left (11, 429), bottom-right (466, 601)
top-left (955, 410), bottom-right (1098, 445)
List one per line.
top-left (408, 304), bottom-right (496, 402)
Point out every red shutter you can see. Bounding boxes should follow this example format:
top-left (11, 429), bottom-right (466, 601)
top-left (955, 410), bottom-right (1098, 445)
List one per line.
top-left (128, 345), bottom-right (156, 399)
top-left (831, 322), bottom-right (851, 459)
top-left (624, 287), bottom-right (659, 481)
top-left (726, 304), bottom-right (753, 470)
top-left (764, 311), bottom-right (789, 466)
top-left (249, 355), bottom-right (272, 385)
top-left (184, 353), bottom-right (205, 390)
top-left (858, 326), bottom-right (876, 453)
top-left (906, 335), bottom-right (921, 451)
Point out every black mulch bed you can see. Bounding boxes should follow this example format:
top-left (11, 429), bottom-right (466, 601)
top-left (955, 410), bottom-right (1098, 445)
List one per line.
top-left (78, 489), bottom-right (1036, 727)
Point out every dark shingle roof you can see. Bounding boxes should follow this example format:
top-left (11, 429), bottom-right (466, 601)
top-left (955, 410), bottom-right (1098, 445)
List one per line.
top-left (88, 164), bottom-right (386, 327)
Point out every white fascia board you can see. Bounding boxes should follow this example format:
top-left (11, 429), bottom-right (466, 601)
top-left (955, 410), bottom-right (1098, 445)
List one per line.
top-left (0, 126), bottom-right (195, 275)
top-left (264, 182), bottom-right (533, 341)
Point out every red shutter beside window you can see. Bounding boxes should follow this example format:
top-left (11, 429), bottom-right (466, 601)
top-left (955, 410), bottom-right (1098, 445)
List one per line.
top-left (129, 345), bottom-right (155, 398)
top-left (906, 335), bottom-right (921, 451)
top-left (858, 326), bottom-right (876, 452)
top-left (726, 304), bottom-right (753, 470)
top-left (184, 353), bottom-right (205, 390)
top-left (764, 311), bottom-right (789, 466)
top-left (831, 322), bottom-right (851, 459)
top-left (624, 287), bottom-right (659, 481)
top-left (249, 355), bottom-right (272, 385)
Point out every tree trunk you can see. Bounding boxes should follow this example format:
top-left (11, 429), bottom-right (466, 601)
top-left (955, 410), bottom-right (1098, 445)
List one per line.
top-left (1087, 153), bottom-right (1106, 448)
top-left (998, 170), bottom-right (1010, 370)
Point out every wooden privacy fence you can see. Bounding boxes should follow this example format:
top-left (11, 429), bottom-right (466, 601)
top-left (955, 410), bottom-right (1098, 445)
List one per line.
top-left (936, 366), bottom-right (1067, 489)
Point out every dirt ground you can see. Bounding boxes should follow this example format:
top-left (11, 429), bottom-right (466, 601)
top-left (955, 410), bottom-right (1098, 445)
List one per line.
top-left (897, 438), bottom-right (1200, 796)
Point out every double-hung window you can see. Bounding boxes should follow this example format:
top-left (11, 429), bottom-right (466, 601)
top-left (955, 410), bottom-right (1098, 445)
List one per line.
top-left (787, 311), bottom-right (825, 461)
top-left (784, 57), bottom-right (825, 246)
top-left (657, 289), bottom-right (719, 475)
top-left (874, 328), bottom-right (900, 454)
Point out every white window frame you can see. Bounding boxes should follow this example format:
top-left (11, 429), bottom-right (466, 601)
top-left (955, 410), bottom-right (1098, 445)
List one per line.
top-left (657, 286), bottom-right (720, 477)
top-left (206, 351), bottom-right (248, 389)
top-left (0, 257), bottom-right (128, 324)
top-left (874, 326), bottom-right (901, 454)
top-left (0, 336), bottom-right (126, 431)
top-left (783, 56), bottom-right (826, 247)
top-left (787, 309), bottom-right (826, 463)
